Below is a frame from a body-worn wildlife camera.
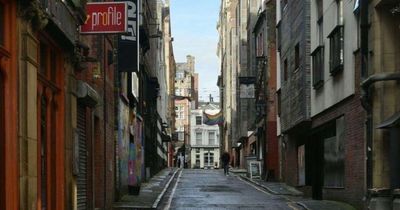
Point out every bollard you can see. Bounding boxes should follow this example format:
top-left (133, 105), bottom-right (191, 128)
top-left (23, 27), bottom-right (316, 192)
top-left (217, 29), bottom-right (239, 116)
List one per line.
top-left (393, 189), bottom-right (400, 210)
top-left (368, 188), bottom-right (392, 210)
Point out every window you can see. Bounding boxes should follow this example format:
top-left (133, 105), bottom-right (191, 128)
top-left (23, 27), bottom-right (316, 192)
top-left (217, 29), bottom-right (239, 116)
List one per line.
top-left (196, 132), bottom-right (202, 145)
top-left (281, 0), bottom-right (288, 12)
top-left (328, 25), bottom-right (344, 75)
top-left (176, 72), bottom-right (184, 79)
top-left (204, 151), bottom-right (214, 167)
top-left (0, 2), bottom-right (4, 46)
top-left (294, 43), bottom-right (300, 70)
top-left (37, 39), bottom-right (61, 209)
top-left (277, 23), bottom-right (281, 52)
top-left (208, 131), bottom-right (215, 145)
top-left (178, 132), bottom-right (184, 141)
top-left (277, 89), bottom-right (281, 116)
top-left (312, 46), bottom-right (324, 88)
top-left (283, 59), bottom-right (288, 81)
top-left (179, 112), bottom-right (183, 119)
top-left (323, 116), bottom-right (345, 187)
top-left (256, 32), bottom-right (264, 57)
top-left (196, 116), bottom-right (202, 125)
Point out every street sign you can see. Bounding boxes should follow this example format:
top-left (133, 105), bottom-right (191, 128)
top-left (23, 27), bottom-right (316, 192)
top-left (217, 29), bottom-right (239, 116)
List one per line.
top-left (80, 2), bottom-right (128, 34)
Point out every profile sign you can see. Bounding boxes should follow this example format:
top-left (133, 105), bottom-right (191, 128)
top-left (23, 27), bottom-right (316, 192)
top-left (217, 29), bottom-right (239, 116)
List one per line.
top-left (80, 2), bottom-right (128, 34)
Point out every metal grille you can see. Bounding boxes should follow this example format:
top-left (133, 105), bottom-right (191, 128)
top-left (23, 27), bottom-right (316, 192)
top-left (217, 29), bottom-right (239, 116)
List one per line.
top-left (76, 105), bottom-right (87, 210)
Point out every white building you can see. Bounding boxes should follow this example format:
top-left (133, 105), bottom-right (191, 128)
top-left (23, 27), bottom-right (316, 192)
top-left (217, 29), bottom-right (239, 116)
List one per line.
top-left (190, 102), bottom-right (220, 169)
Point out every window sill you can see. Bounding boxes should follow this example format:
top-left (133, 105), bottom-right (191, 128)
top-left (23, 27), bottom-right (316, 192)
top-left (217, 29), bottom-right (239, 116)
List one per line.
top-left (330, 64), bottom-right (343, 76)
top-left (313, 80), bottom-right (324, 89)
top-left (323, 186), bottom-right (345, 189)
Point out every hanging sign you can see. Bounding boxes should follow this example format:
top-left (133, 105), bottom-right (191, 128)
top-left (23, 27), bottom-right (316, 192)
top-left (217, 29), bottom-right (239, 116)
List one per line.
top-left (118, 0), bottom-right (140, 72)
top-left (80, 2), bottom-right (128, 34)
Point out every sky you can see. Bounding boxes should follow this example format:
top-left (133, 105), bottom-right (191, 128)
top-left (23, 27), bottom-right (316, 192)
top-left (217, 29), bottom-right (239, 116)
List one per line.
top-left (170, 0), bottom-right (220, 102)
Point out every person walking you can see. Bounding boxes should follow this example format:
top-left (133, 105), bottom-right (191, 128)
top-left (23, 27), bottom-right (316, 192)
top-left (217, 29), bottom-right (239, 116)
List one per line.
top-left (221, 152), bottom-right (230, 176)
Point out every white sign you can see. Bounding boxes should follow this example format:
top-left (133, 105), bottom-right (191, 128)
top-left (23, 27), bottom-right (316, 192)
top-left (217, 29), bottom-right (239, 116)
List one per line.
top-left (240, 83), bottom-right (255, 99)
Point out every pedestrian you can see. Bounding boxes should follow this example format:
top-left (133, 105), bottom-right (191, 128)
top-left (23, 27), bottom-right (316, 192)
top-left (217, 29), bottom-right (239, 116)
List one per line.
top-left (221, 152), bottom-right (230, 176)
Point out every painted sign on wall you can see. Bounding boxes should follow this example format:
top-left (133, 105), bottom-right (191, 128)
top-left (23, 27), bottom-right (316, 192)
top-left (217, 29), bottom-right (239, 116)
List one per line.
top-left (80, 2), bottom-right (128, 34)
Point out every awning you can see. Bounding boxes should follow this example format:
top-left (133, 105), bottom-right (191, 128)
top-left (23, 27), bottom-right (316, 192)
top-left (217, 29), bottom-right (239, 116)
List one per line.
top-left (376, 112), bottom-right (400, 129)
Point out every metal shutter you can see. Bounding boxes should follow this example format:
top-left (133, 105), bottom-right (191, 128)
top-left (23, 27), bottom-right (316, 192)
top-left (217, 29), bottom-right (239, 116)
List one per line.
top-left (76, 105), bottom-right (87, 210)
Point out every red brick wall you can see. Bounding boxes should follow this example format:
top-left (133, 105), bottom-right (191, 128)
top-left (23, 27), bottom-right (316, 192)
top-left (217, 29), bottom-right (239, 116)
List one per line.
top-left (310, 52), bottom-right (365, 209)
top-left (266, 122), bottom-right (279, 180)
top-left (311, 94), bottom-right (365, 209)
top-left (77, 34), bottom-right (116, 209)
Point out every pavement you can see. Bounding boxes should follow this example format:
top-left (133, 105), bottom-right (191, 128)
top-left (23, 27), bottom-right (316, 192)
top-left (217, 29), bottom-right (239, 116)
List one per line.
top-left (112, 167), bottom-right (356, 210)
top-left (113, 167), bottom-right (180, 210)
top-left (231, 169), bottom-right (356, 210)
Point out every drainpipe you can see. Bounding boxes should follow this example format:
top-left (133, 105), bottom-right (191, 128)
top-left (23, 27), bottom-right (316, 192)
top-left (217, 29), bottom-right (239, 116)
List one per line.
top-left (360, 0), bottom-right (371, 191)
top-left (361, 73), bottom-right (400, 194)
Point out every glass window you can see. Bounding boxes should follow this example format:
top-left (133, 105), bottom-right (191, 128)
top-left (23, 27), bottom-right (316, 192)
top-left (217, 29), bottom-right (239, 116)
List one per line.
top-left (294, 43), bottom-right (300, 70)
top-left (283, 59), bottom-right (288, 81)
top-left (312, 46), bottom-right (324, 88)
top-left (196, 132), bottom-right (202, 145)
top-left (208, 131), bottom-right (215, 145)
top-left (328, 26), bottom-right (344, 75)
top-left (256, 32), bottom-right (263, 57)
top-left (323, 117), bottom-right (345, 188)
top-left (196, 116), bottom-right (202, 125)
top-left (277, 89), bottom-right (281, 116)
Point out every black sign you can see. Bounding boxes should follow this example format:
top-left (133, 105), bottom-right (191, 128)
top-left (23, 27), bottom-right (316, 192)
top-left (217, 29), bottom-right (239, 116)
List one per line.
top-left (118, 0), bottom-right (139, 72)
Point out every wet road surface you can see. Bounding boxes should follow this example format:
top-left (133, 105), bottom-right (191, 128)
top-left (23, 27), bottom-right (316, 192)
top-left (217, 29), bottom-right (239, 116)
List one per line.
top-left (159, 169), bottom-right (300, 210)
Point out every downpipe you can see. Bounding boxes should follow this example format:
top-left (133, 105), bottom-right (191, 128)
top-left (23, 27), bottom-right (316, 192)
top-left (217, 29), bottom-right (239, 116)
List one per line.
top-left (361, 73), bottom-right (400, 210)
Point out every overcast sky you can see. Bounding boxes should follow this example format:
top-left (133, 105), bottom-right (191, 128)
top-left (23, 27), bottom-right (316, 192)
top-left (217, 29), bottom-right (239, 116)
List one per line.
top-left (170, 0), bottom-right (220, 102)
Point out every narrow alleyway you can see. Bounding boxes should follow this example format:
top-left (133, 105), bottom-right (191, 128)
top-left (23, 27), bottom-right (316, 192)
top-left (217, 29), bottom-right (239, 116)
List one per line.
top-left (159, 169), bottom-right (300, 210)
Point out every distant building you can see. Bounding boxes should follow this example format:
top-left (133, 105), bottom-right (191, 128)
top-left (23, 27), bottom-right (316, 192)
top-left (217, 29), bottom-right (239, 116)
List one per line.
top-left (190, 102), bottom-right (221, 169)
top-left (174, 55), bottom-right (198, 167)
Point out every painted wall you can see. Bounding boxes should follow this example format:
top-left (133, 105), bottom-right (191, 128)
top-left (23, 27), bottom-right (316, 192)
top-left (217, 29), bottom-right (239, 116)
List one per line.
top-left (310, 0), bottom-right (358, 116)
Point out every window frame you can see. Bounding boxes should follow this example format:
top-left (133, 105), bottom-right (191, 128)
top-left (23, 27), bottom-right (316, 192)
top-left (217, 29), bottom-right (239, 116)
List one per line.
top-left (195, 132), bottom-right (202, 145)
top-left (294, 43), bottom-right (300, 71)
top-left (208, 131), bottom-right (215, 145)
top-left (328, 25), bottom-right (344, 75)
top-left (311, 45), bottom-right (324, 89)
top-left (195, 116), bottom-right (202, 125)
top-left (276, 89), bottom-right (281, 116)
top-left (283, 59), bottom-right (288, 81)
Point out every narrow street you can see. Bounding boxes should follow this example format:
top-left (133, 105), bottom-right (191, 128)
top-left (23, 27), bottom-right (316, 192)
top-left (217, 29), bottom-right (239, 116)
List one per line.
top-left (159, 169), bottom-right (300, 210)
